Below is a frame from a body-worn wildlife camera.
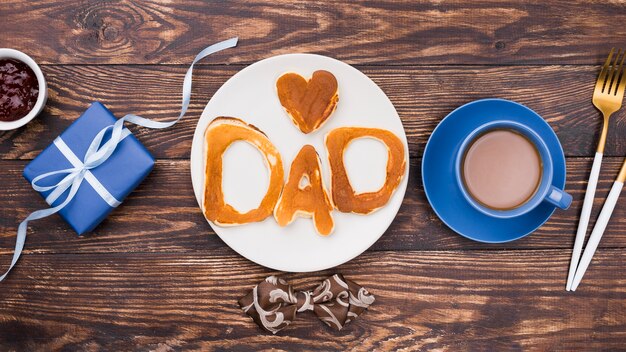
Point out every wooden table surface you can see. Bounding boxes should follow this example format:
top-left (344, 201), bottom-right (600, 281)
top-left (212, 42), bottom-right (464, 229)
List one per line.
top-left (2, 1), bottom-right (626, 350)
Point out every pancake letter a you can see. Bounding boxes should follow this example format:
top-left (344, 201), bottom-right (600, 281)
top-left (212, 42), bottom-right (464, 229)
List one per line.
top-left (274, 145), bottom-right (335, 235)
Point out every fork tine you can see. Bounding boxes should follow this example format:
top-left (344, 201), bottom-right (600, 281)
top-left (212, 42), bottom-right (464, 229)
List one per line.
top-left (596, 48), bottom-right (615, 92)
top-left (606, 48), bottom-right (623, 93)
top-left (612, 51), bottom-right (626, 96)
top-left (616, 66), bottom-right (626, 98)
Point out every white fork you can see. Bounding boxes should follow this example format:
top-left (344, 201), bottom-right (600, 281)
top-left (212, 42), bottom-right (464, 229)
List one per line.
top-left (567, 48), bottom-right (626, 291)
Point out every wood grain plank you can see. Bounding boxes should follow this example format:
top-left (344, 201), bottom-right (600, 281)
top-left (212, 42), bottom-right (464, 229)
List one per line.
top-left (1, 1), bottom-right (625, 65)
top-left (2, 157), bottom-right (626, 255)
top-left (0, 249), bottom-right (624, 351)
top-left (1, 64), bottom-right (626, 160)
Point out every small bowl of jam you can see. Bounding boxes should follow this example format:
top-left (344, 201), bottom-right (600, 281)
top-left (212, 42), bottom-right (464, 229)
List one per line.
top-left (0, 48), bottom-right (47, 130)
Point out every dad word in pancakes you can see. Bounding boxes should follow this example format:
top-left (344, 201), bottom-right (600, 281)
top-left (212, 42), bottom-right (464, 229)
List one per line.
top-left (202, 70), bottom-right (406, 236)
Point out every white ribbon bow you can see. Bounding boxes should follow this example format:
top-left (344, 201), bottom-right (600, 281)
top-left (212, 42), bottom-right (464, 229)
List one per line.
top-left (0, 37), bottom-right (238, 282)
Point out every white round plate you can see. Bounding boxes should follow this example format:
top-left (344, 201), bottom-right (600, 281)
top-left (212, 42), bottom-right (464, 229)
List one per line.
top-left (190, 53), bottom-right (409, 272)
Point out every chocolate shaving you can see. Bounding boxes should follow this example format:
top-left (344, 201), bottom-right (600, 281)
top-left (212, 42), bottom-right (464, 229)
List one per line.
top-left (239, 274), bottom-right (375, 334)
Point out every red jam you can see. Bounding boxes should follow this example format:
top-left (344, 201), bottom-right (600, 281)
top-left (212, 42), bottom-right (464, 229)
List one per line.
top-left (0, 59), bottom-right (39, 122)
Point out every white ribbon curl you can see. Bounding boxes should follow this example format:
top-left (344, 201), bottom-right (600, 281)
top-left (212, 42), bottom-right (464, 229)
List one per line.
top-left (0, 37), bottom-right (238, 282)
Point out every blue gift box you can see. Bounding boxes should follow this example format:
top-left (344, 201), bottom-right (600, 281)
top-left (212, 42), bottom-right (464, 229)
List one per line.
top-left (23, 102), bottom-right (154, 235)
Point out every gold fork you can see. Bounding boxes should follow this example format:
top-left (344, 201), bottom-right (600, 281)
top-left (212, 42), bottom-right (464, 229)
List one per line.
top-left (594, 48), bottom-right (626, 153)
top-left (567, 48), bottom-right (626, 291)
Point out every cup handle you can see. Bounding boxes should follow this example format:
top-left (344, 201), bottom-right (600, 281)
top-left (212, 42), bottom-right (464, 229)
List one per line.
top-left (544, 186), bottom-right (572, 210)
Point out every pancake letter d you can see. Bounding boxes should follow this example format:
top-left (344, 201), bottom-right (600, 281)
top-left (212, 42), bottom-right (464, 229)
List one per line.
top-left (203, 117), bottom-right (284, 225)
top-left (326, 127), bottom-right (406, 215)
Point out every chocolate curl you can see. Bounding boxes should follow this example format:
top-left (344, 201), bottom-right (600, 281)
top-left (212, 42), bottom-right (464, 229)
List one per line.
top-left (239, 274), bottom-right (375, 334)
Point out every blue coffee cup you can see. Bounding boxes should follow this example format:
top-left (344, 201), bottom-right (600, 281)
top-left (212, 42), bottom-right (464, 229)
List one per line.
top-left (455, 120), bottom-right (572, 219)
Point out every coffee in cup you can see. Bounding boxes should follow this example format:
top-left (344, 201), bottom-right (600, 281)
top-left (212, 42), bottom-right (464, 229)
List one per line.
top-left (455, 120), bottom-right (572, 219)
top-left (461, 129), bottom-right (542, 210)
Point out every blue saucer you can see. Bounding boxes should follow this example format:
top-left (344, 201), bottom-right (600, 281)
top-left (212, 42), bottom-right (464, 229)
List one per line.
top-left (422, 99), bottom-right (567, 243)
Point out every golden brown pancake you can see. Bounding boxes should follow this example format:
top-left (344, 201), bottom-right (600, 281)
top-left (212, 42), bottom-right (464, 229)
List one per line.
top-left (203, 117), bottom-right (284, 226)
top-left (325, 127), bottom-right (406, 214)
top-left (276, 70), bottom-right (339, 134)
top-left (274, 145), bottom-right (335, 236)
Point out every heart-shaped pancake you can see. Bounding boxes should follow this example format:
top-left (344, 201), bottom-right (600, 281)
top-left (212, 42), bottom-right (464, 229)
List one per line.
top-left (276, 70), bottom-right (339, 134)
